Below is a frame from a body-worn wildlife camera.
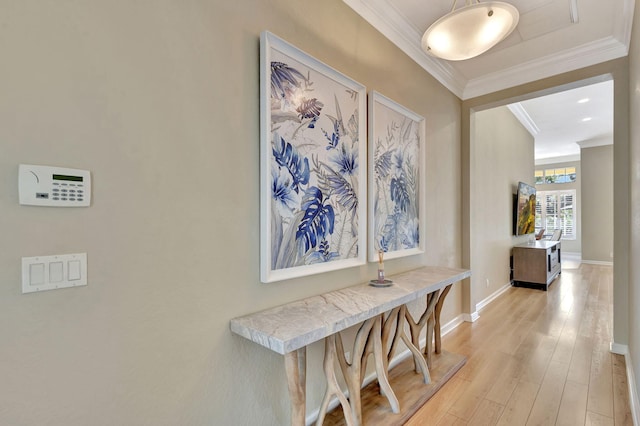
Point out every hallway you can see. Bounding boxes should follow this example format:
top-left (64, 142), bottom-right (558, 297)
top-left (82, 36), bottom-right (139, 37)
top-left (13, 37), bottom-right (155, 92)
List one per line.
top-left (407, 262), bottom-right (633, 425)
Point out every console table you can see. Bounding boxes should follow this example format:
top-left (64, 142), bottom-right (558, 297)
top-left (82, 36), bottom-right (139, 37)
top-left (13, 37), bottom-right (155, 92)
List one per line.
top-left (230, 266), bottom-right (471, 425)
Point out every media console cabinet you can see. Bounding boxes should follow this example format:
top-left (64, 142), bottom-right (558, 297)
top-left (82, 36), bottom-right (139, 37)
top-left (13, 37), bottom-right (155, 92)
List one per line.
top-left (512, 240), bottom-right (561, 290)
top-left (230, 266), bottom-right (471, 425)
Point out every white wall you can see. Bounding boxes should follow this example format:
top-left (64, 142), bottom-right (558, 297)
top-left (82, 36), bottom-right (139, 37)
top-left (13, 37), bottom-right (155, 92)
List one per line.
top-left (471, 106), bottom-right (534, 305)
top-left (0, 1), bottom-right (464, 425)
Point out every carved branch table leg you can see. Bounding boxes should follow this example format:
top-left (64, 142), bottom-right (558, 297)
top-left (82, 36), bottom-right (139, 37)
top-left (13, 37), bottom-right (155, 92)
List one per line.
top-left (284, 348), bottom-right (306, 426)
top-left (396, 305), bottom-right (430, 383)
top-left (369, 315), bottom-right (399, 414)
top-left (316, 335), bottom-right (357, 426)
top-left (425, 292), bottom-right (436, 367)
top-left (434, 284), bottom-right (453, 355)
top-left (405, 289), bottom-right (440, 371)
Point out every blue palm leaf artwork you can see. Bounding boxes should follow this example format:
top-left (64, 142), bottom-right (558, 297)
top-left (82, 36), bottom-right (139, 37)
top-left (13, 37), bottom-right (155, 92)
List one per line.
top-left (371, 94), bottom-right (423, 258)
top-left (262, 33), bottom-right (365, 281)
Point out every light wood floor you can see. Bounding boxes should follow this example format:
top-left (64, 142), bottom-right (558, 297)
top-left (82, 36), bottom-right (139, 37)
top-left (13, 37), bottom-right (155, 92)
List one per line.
top-left (406, 262), bottom-right (633, 426)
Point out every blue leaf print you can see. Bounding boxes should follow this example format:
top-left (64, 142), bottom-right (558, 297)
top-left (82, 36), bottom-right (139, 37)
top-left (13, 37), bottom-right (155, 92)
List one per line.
top-left (330, 144), bottom-right (357, 176)
top-left (271, 169), bottom-right (297, 212)
top-left (307, 239), bottom-right (340, 264)
top-left (381, 212), bottom-right (401, 251)
top-left (322, 95), bottom-right (347, 150)
top-left (296, 187), bottom-right (335, 253)
top-left (390, 175), bottom-right (410, 213)
top-left (379, 236), bottom-right (390, 253)
top-left (326, 171), bottom-right (357, 212)
top-left (402, 223), bottom-right (420, 248)
top-left (313, 157), bottom-right (358, 213)
top-left (322, 124), bottom-right (340, 150)
top-left (273, 135), bottom-right (310, 193)
top-left (271, 62), bottom-right (305, 100)
top-left (375, 148), bottom-right (394, 180)
top-left (296, 98), bottom-right (323, 129)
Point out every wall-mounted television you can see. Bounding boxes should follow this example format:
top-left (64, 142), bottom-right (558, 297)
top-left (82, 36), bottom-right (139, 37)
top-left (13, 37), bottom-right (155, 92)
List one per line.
top-left (515, 181), bottom-right (536, 236)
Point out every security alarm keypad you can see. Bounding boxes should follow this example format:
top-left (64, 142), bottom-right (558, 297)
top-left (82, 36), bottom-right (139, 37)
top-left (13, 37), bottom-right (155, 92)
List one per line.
top-left (19, 164), bottom-right (91, 207)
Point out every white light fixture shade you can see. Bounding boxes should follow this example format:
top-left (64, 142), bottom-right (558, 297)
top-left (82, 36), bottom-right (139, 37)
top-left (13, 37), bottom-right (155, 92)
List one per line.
top-left (422, 1), bottom-right (519, 61)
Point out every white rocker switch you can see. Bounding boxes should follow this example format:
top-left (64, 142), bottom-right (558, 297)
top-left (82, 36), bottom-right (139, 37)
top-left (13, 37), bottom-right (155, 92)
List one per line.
top-left (68, 260), bottom-right (81, 281)
top-left (29, 263), bottom-right (45, 285)
top-left (49, 261), bottom-right (64, 283)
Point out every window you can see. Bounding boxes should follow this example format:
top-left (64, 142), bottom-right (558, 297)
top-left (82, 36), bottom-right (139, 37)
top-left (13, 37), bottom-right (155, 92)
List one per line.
top-left (535, 190), bottom-right (576, 239)
top-left (536, 167), bottom-right (576, 184)
top-left (535, 170), bottom-right (544, 184)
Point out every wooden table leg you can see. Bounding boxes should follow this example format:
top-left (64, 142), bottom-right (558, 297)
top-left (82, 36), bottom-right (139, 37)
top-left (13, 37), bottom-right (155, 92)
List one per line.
top-left (317, 335), bottom-right (357, 426)
top-left (405, 289), bottom-right (440, 370)
top-left (285, 348), bottom-right (306, 426)
top-left (434, 284), bottom-right (452, 354)
top-left (370, 315), bottom-right (400, 413)
top-left (397, 305), bottom-right (430, 383)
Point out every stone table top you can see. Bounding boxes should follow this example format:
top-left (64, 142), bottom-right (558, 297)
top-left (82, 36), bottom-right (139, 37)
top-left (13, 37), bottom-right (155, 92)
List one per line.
top-left (229, 266), bottom-right (471, 355)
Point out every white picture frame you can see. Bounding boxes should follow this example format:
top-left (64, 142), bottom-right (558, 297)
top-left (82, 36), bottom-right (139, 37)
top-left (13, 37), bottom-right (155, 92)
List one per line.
top-left (260, 31), bottom-right (367, 283)
top-left (368, 91), bottom-right (426, 261)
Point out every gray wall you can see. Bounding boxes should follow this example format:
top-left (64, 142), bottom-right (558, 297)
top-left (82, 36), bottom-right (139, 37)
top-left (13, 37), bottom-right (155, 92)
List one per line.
top-left (471, 106), bottom-right (534, 302)
top-left (0, 1), bottom-right (464, 425)
top-left (628, 0), bottom-right (640, 412)
top-left (581, 145), bottom-right (614, 263)
top-left (535, 160), bottom-right (582, 253)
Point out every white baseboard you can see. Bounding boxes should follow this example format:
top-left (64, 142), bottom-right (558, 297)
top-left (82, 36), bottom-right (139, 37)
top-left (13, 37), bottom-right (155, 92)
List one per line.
top-left (561, 252), bottom-right (582, 262)
top-left (610, 342), bottom-right (628, 355)
top-left (630, 359), bottom-right (640, 426)
top-left (476, 282), bottom-right (512, 312)
top-left (610, 342), bottom-right (640, 426)
top-left (582, 259), bottom-right (614, 266)
top-left (462, 311), bottom-right (480, 323)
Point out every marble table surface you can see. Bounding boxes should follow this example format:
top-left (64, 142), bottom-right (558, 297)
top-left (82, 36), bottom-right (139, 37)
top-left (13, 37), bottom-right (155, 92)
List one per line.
top-left (230, 266), bottom-right (471, 355)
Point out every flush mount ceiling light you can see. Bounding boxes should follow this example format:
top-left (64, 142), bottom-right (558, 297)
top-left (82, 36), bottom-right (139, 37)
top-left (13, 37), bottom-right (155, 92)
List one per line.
top-left (421, 0), bottom-right (519, 61)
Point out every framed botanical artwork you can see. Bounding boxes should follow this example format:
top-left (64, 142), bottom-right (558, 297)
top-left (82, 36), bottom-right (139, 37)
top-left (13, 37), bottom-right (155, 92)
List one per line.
top-left (368, 91), bottom-right (426, 262)
top-left (260, 31), bottom-right (367, 283)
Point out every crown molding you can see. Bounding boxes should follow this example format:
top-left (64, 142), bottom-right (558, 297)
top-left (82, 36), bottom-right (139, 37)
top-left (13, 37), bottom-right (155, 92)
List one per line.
top-left (576, 137), bottom-right (613, 149)
top-left (344, 0), bottom-right (634, 100)
top-left (462, 36), bottom-right (629, 99)
top-left (535, 154), bottom-right (581, 166)
top-left (343, 0), bottom-right (467, 98)
top-left (614, 0), bottom-right (635, 48)
top-left (507, 103), bottom-right (539, 136)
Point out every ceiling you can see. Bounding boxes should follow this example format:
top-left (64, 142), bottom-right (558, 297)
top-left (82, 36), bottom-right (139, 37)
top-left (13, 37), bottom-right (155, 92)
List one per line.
top-left (343, 0), bottom-right (628, 160)
top-left (509, 79), bottom-right (614, 163)
top-left (343, 0), bottom-right (634, 99)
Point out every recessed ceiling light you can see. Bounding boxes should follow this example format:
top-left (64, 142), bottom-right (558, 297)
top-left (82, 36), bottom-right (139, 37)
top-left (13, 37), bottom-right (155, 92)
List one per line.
top-left (581, 117), bottom-right (592, 122)
top-left (577, 98), bottom-right (590, 103)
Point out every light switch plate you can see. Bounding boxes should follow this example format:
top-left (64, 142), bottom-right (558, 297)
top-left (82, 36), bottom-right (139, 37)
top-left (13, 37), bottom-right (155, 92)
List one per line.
top-left (21, 253), bottom-right (87, 294)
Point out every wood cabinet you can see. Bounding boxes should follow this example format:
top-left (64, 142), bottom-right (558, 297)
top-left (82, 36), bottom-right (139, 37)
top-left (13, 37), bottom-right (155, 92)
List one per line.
top-left (512, 241), bottom-right (561, 290)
